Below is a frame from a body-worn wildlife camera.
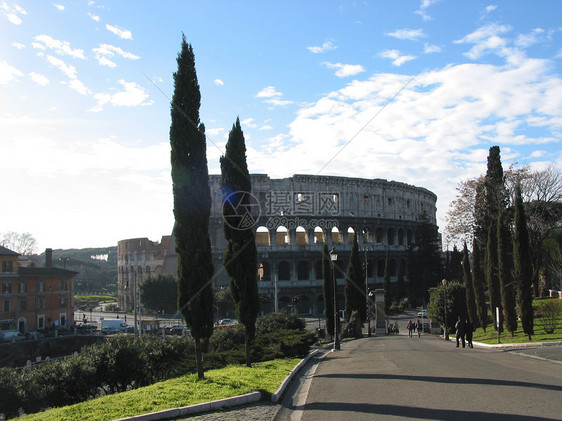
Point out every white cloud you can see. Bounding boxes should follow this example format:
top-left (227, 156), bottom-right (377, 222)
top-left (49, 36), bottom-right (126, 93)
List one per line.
top-left (106, 24), bottom-right (133, 40)
top-left (259, 125), bottom-right (273, 130)
top-left (485, 5), bottom-right (497, 14)
top-left (387, 28), bottom-right (426, 41)
top-left (90, 80), bottom-right (151, 111)
top-left (93, 44), bottom-right (140, 67)
top-left (322, 62), bottom-right (366, 78)
top-left (380, 50), bottom-right (416, 66)
top-left (415, 0), bottom-right (439, 21)
top-left (516, 28), bottom-right (545, 48)
top-left (88, 12), bottom-right (100, 22)
top-left (424, 43), bottom-right (441, 53)
top-left (1, 2), bottom-right (26, 25)
top-left (214, 79), bottom-right (224, 86)
top-left (29, 72), bottom-right (50, 86)
top-left (46, 55), bottom-right (78, 79)
top-left (33, 35), bottom-right (86, 59)
top-left (54, 3), bottom-right (64, 11)
top-left (0, 61), bottom-right (23, 84)
top-left (256, 86), bottom-right (282, 98)
top-left (241, 118), bottom-right (256, 128)
top-left (307, 41), bottom-right (337, 54)
top-left (12, 42), bottom-right (25, 49)
top-left (455, 23), bottom-right (519, 61)
top-left (65, 78), bottom-right (91, 95)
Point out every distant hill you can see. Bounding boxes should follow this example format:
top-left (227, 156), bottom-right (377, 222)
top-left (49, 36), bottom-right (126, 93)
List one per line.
top-left (30, 247), bottom-right (117, 294)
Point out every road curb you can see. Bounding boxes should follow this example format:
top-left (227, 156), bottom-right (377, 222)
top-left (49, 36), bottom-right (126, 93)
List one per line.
top-left (473, 340), bottom-right (562, 349)
top-left (114, 391), bottom-right (261, 421)
top-left (271, 349), bottom-right (320, 403)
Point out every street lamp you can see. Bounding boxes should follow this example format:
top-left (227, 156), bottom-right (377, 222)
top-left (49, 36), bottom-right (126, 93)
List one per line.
top-left (330, 248), bottom-right (340, 351)
top-left (442, 279), bottom-right (449, 340)
top-left (363, 247), bottom-right (371, 337)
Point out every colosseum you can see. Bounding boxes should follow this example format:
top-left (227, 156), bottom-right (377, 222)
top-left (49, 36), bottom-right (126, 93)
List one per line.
top-left (118, 174), bottom-right (438, 318)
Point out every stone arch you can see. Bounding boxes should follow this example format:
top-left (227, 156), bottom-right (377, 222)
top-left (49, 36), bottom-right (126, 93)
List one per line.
top-left (407, 229), bottom-right (414, 245)
top-left (296, 227), bottom-right (308, 245)
top-left (259, 261), bottom-right (271, 281)
top-left (387, 228), bottom-right (395, 245)
top-left (297, 261), bottom-right (309, 280)
top-left (376, 227), bottom-right (384, 243)
top-left (389, 259), bottom-right (397, 277)
top-left (314, 227), bottom-right (325, 244)
top-left (362, 227), bottom-right (373, 244)
top-left (377, 259), bottom-right (385, 277)
top-left (367, 259), bottom-right (374, 277)
top-left (398, 228), bottom-right (404, 246)
top-left (278, 261), bottom-right (290, 280)
top-left (256, 226), bottom-right (270, 246)
top-left (331, 227), bottom-right (343, 244)
top-left (315, 260), bottom-right (323, 279)
top-left (347, 227), bottom-right (355, 244)
top-left (276, 226), bottom-right (289, 245)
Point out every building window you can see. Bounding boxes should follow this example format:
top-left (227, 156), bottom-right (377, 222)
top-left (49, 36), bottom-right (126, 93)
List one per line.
top-left (19, 299), bottom-right (26, 311)
top-left (364, 195), bottom-right (369, 204)
top-left (19, 281), bottom-right (26, 293)
top-left (60, 313), bottom-right (67, 327)
top-left (39, 281), bottom-right (44, 292)
top-left (60, 280), bottom-right (67, 291)
top-left (3, 299), bottom-right (10, 312)
top-left (37, 297), bottom-right (45, 310)
top-left (2, 282), bottom-right (11, 293)
top-left (59, 296), bottom-right (67, 308)
top-left (2, 261), bottom-right (13, 272)
top-left (37, 315), bottom-right (45, 330)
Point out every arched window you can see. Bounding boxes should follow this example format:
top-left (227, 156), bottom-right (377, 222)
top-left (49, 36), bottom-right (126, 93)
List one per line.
top-left (297, 261), bottom-right (309, 280)
top-left (314, 227), bottom-right (325, 244)
top-left (387, 228), bottom-right (395, 245)
top-left (278, 261), bottom-right (291, 280)
top-left (331, 227), bottom-right (342, 244)
top-left (377, 259), bottom-right (385, 277)
top-left (315, 260), bottom-right (323, 279)
top-left (296, 227), bottom-right (308, 245)
top-left (407, 229), bottom-right (414, 245)
top-left (259, 261), bottom-right (271, 281)
top-left (362, 227), bottom-right (373, 243)
top-left (347, 227), bottom-right (355, 244)
top-left (276, 226), bottom-right (289, 245)
top-left (376, 228), bottom-right (384, 243)
top-left (389, 259), bottom-right (397, 277)
top-left (256, 226), bottom-right (270, 246)
top-left (398, 229), bottom-right (404, 246)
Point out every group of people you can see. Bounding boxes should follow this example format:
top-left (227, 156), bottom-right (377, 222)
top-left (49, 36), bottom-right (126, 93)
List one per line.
top-left (454, 316), bottom-right (474, 348)
top-left (406, 319), bottom-right (422, 337)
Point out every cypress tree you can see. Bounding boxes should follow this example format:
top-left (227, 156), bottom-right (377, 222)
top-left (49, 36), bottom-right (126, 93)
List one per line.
top-left (486, 221), bottom-right (502, 331)
top-left (513, 183), bottom-right (534, 340)
top-left (170, 36), bottom-right (214, 379)
top-left (462, 242), bottom-right (478, 327)
top-left (396, 259), bottom-right (406, 300)
top-left (471, 240), bottom-right (488, 330)
top-left (497, 208), bottom-right (517, 337)
top-left (220, 117), bottom-right (259, 367)
top-left (322, 243), bottom-right (334, 339)
top-left (345, 233), bottom-right (366, 322)
top-left (383, 247), bottom-right (391, 314)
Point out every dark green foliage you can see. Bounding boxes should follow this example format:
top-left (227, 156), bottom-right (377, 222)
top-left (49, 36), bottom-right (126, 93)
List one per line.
top-left (486, 221), bottom-right (502, 331)
top-left (471, 240), bottom-right (489, 330)
top-left (537, 299), bottom-right (562, 334)
top-left (322, 243), bottom-right (335, 338)
top-left (0, 367), bottom-right (24, 419)
top-left (220, 117), bottom-right (259, 367)
top-left (383, 248), bottom-right (391, 314)
top-left (341, 310), bottom-right (363, 339)
top-left (463, 242), bottom-right (478, 327)
top-left (427, 282), bottom-right (467, 334)
top-left (407, 210), bottom-right (441, 305)
top-left (255, 310), bottom-right (306, 334)
top-left (170, 36), bottom-right (214, 378)
top-left (396, 259), bottom-right (406, 299)
top-left (514, 183), bottom-right (535, 340)
top-left (497, 209), bottom-right (518, 336)
top-left (448, 246), bottom-right (464, 282)
top-left (345, 234), bottom-right (366, 322)
top-left (139, 274), bottom-right (178, 314)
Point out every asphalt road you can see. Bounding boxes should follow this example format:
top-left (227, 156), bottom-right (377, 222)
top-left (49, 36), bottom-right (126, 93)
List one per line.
top-left (275, 334), bottom-right (562, 421)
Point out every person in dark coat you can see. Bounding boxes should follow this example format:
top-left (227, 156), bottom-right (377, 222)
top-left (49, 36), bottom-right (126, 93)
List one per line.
top-left (455, 316), bottom-right (466, 348)
top-left (465, 318), bottom-right (474, 348)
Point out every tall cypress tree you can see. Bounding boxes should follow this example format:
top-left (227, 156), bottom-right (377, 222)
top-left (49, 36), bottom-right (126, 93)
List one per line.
top-left (383, 247), bottom-right (391, 314)
top-left (345, 233), bottom-right (366, 322)
top-left (486, 221), bottom-right (502, 331)
top-left (462, 242), bottom-right (478, 327)
top-left (514, 183), bottom-right (534, 340)
top-left (471, 240), bottom-right (488, 330)
top-left (322, 243), bottom-right (334, 339)
top-left (497, 208), bottom-right (517, 337)
top-left (170, 36), bottom-right (214, 380)
top-left (220, 117), bottom-right (259, 367)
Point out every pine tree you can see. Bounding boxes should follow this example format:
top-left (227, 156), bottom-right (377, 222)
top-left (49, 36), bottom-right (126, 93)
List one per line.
top-left (345, 233), bottom-right (366, 322)
top-left (462, 242), bottom-right (478, 327)
top-left (497, 208), bottom-right (517, 336)
top-left (220, 117), bottom-right (259, 367)
top-left (322, 243), bottom-right (334, 339)
top-left (514, 183), bottom-right (534, 340)
top-left (471, 240), bottom-right (488, 330)
top-left (170, 36), bottom-right (214, 379)
top-left (486, 220), bottom-right (502, 331)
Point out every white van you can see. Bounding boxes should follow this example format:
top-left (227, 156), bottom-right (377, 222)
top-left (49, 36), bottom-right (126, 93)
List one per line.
top-left (1, 330), bottom-right (26, 342)
top-left (101, 319), bottom-right (128, 334)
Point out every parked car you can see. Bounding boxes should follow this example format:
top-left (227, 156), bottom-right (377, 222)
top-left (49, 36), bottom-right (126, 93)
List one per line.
top-left (101, 319), bottom-right (128, 334)
top-left (0, 330), bottom-right (26, 342)
top-left (417, 309), bottom-right (428, 317)
top-left (166, 324), bottom-right (189, 336)
top-left (24, 331), bottom-right (45, 340)
top-left (76, 323), bottom-right (97, 334)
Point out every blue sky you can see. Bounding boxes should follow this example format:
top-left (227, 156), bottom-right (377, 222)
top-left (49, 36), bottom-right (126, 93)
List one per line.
top-left (1, 1), bottom-right (561, 251)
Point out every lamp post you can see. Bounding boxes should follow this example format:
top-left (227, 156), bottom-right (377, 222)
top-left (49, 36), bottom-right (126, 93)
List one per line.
top-left (442, 279), bottom-right (448, 340)
top-left (363, 247), bottom-right (371, 337)
top-left (330, 248), bottom-right (340, 351)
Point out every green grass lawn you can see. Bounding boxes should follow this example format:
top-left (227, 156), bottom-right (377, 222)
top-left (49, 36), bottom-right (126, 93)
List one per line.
top-left (15, 358), bottom-right (300, 421)
top-left (472, 298), bottom-right (562, 345)
top-left (74, 295), bottom-right (117, 303)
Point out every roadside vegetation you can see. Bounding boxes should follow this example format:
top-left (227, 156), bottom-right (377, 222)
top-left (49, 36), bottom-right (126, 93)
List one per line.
top-left (15, 358), bottom-right (300, 421)
top-left (74, 295), bottom-right (117, 303)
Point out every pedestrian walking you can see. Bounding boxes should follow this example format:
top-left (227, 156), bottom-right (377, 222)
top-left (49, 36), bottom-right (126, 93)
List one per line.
top-left (407, 320), bottom-right (413, 337)
top-left (416, 319), bottom-right (422, 337)
top-left (465, 318), bottom-right (474, 348)
top-left (455, 316), bottom-right (466, 348)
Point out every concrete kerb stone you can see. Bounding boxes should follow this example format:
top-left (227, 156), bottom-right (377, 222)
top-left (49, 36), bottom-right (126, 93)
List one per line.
top-left (114, 391), bottom-right (261, 421)
top-left (271, 349), bottom-right (320, 403)
top-left (472, 340), bottom-right (562, 349)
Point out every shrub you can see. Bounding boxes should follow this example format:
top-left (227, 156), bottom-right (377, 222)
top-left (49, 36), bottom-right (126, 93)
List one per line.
top-left (256, 311), bottom-right (306, 334)
top-left (538, 299), bottom-right (562, 334)
top-left (0, 367), bottom-right (23, 419)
